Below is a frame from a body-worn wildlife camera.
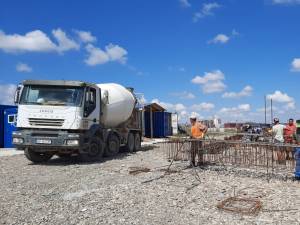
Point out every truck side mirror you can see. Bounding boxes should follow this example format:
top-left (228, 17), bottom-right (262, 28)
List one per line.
top-left (14, 85), bottom-right (22, 105)
top-left (102, 90), bottom-right (109, 104)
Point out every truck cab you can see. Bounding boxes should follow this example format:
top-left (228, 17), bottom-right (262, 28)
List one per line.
top-left (13, 80), bottom-right (142, 163)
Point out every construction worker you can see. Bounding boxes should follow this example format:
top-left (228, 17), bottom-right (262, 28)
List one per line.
top-left (272, 118), bottom-right (285, 163)
top-left (284, 118), bottom-right (297, 144)
top-left (284, 118), bottom-right (297, 160)
top-left (272, 118), bottom-right (285, 143)
top-left (189, 116), bottom-right (208, 167)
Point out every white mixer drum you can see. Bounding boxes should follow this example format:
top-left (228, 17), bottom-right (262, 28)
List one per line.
top-left (97, 83), bottom-right (136, 127)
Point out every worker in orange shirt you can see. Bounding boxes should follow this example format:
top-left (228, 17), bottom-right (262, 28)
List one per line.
top-left (190, 115), bottom-right (208, 167)
top-left (284, 118), bottom-right (297, 144)
top-left (284, 118), bottom-right (297, 160)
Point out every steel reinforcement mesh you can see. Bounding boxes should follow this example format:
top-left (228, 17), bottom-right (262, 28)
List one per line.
top-left (160, 139), bottom-right (300, 179)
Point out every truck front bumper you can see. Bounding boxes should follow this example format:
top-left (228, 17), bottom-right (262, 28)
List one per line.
top-left (12, 129), bottom-right (86, 152)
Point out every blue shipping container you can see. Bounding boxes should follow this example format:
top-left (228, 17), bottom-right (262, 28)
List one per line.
top-left (295, 148), bottom-right (300, 179)
top-left (0, 105), bottom-right (17, 148)
top-left (153, 112), bottom-right (172, 138)
top-left (4, 108), bottom-right (18, 148)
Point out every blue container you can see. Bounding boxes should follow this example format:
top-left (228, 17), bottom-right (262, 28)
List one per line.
top-left (0, 105), bottom-right (17, 148)
top-left (4, 107), bottom-right (18, 148)
top-left (153, 112), bottom-right (172, 138)
top-left (295, 148), bottom-right (300, 179)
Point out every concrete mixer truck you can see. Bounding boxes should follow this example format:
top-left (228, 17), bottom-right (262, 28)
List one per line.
top-left (12, 80), bottom-right (142, 163)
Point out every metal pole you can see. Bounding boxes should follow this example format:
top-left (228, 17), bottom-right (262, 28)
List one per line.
top-left (271, 98), bottom-right (273, 124)
top-left (264, 95), bottom-right (267, 125)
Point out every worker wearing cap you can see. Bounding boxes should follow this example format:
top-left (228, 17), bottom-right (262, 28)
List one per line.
top-left (190, 116), bottom-right (208, 167)
top-left (272, 118), bottom-right (286, 163)
top-left (272, 118), bottom-right (285, 143)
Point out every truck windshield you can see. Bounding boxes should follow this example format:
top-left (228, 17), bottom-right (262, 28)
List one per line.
top-left (20, 85), bottom-right (84, 106)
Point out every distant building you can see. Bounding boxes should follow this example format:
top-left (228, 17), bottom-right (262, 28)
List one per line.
top-left (214, 118), bottom-right (221, 128)
top-left (202, 120), bottom-right (215, 128)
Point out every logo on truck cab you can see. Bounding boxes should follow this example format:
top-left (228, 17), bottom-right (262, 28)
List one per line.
top-left (39, 109), bottom-right (53, 113)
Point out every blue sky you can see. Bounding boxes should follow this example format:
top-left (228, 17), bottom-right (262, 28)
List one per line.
top-left (0, 0), bottom-right (299, 123)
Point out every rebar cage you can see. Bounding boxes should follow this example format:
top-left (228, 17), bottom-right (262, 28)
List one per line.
top-left (161, 138), bottom-right (300, 179)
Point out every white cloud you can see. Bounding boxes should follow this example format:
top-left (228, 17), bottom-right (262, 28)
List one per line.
top-left (218, 104), bottom-right (252, 122)
top-left (105, 44), bottom-right (128, 64)
top-left (291, 58), bottom-right (300, 72)
top-left (267, 90), bottom-right (294, 103)
top-left (0, 84), bottom-right (17, 105)
top-left (191, 70), bottom-right (226, 93)
top-left (272, 0), bottom-right (300, 5)
top-left (267, 90), bottom-right (295, 109)
top-left (209, 34), bottom-right (230, 44)
top-left (220, 104), bottom-right (251, 115)
top-left (191, 102), bottom-right (215, 111)
top-left (84, 43), bottom-right (127, 66)
top-left (222, 85), bottom-right (253, 98)
top-left (193, 2), bottom-right (221, 22)
top-left (74, 30), bottom-right (97, 43)
top-left (16, 63), bottom-right (32, 73)
top-left (174, 103), bottom-right (186, 111)
top-left (171, 91), bottom-right (195, 99)
top-left (0, 29), bottom-right (80, 53)
top-left (52, 28), bottom-right (79, 52)
top-left (151, 99), bottom-right (186, 112)
top-left (179, 0), bottom-right (191, 7)
top-left (85, 44), bottom-right (110, 65)
top-left (0, 30), bottom-right (57, 53)
top-left (208, 30), bottom-right (240, 45)
top-left (202, 81), bottom-right (226, 93)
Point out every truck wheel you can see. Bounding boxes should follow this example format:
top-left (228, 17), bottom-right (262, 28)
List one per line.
top-left (105, 134), bottom-right (120, 157)
top-left (126, 132), bottom-right (135, 153)
top-left (134, 133), bottom-right (141, 152)
top-left (80, 137), bottom-right (104, 162)
top-left (24, 148), bottom-right (53, 163)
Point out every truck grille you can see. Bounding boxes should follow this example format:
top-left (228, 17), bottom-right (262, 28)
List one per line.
top-left (28, 118), bottom-right (64, 127)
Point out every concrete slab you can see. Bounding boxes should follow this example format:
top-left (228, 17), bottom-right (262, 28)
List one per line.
top-left (0, 148), bottom-right (24, 157)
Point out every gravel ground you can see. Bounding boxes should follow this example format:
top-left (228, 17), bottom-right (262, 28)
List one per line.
top-left (1, 145), bottom-right (300, 225)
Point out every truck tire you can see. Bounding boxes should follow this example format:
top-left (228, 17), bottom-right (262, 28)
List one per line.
top-left (134, 133), bottom-right (141, 152)
top-left (105, 134), bottom-right (120, 157)
top-left (80, 137), bottom-right (104, 162)
top-left (125, 132), bottom-right (135, 153)
top-left (24, 148), bottom-right (53, 163)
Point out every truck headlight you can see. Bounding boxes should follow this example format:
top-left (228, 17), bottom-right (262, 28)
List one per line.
top-left (13, 138), bottom-right (24, 144)
top-left (66, 140), bottom-right (79, 146)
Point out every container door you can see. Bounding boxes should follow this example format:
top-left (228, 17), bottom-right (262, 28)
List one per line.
top-left (144, 111), bottom-right (151, 137)
top-left (164, 112), bottom-right (169, 137)
top-left (4, 108), bottom-right (17, 148)
top-left (171, 114), bottom-right (178, 135)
